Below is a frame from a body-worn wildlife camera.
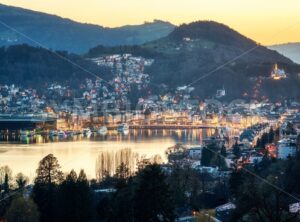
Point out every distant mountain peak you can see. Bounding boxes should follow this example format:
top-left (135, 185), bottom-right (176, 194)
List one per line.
top-left (87, 20), bottom-right (300, 100)
top-left (268, 42), bottom-right (300, 64)
top-left (0, 4), bottom-right (175, 53)
top-left (168, 20), bottom-right (256, 47)
top-left (145, 19), bottom-right (174, 25)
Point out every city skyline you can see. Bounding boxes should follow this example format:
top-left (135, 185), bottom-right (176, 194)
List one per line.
top-left (1, 0), bottom-right (300, 45)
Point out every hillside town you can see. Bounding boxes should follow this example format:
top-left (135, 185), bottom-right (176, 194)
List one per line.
top-left (1, 1), bottom-right (300, 222)
top-left (0, 54), bottom-right (298, 221)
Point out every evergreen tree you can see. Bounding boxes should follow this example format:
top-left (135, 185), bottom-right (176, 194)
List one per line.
top-left (56, 170), bottom-right (78, 222)
top-left (76, 170), bottom-right (94, 222)
top-left (32, 154), bottom-right (63, 222)
top-left (108, 178), bottom-right (135, 222)
top-left (285, 122), bottom-right (296, 135)
top-left (297, 134), bottom-right (300, 149)
top-left (256, 138), bottom-right (261, 148)
top-left (220, 145), bottom-right (227, 157)
top-left (0, 166), bottom-right (12, 193)
top-left (231, 163), bottom-right (297, 222)
top-left (115, 163), bottom-right (130, 180)
top-left (34, 154), bottom-right (63, 185)
top-left (232, 142), bottom-right (241, 158)
top-left (134, 164), bottom-right (175, 222)
top-left (201, 143), bottom-right (219, 166)
top-left (56, 169), bottom-right (93, 222)
top-left (259, 150), bottom-right (272, 170)
top-left (168, 166), bottom-right (200, 209)
top-left (5, 196), bottom-right (39, 222)
top-left (275, 128), bottom-right (280, 142)
top-left (3, 173), bottom-right (9, 194)
top-left (268, 127), bottom-right (275, 143)
top-left (260, 133), bottom-right (268, 148)
top-left (228, 170), bottom-right (243, 198)
top-left (15, 172), bottom-right (28, 189)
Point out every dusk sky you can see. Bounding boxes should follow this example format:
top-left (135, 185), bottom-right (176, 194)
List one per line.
top-left (1, 0), bottom-right (300, 45)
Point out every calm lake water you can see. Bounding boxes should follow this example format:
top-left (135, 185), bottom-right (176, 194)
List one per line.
top-left (0, 129), bottom-right (215, 181)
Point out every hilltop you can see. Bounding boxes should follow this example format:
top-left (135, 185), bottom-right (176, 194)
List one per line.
top-left (0, 21), bottom-right (299, 101)
top-left (88, 21), bottom-right (300, 101)
top-left (0, 4), bottom-right (175, 53)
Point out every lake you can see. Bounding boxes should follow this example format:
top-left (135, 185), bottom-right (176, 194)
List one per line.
top-left (0, 129), bottom-right (215, 181)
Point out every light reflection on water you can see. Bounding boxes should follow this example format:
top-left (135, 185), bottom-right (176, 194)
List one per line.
top-left (0, 129), bottom-right (214, 181)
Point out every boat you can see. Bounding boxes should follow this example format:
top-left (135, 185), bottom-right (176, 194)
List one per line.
top-left (122, 129), bottom-right (129, 135)
top-left (58, 130), bottom-right (66, 138)
top-left (20, 130), bottom-right (34, 137)
top-left (20, 130), bottom-right (29, 137)
top-left (98, 126), bottom-right (108, 135)
top-left (73, 130), bottom-right (81, 136)
top-left (117, 123), bottom-right (129, 133)
top-left (66, 131), bottom-right (74, 137)
top-left (49, 130), bottom-right (58, 137)
top-left (83, 128), bottom-right (92, 137)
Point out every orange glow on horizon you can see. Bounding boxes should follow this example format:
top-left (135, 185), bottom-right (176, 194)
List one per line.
top-left (1, 0), bottom-right (300, 45)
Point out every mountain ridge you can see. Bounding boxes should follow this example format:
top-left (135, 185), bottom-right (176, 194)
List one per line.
top-left (0, 6), bottom-right (300, 101)
top-left (268, 42), bottom-right (300, 64)
top-left (0, 4), bottom-right (175, 53)
top-left (87, 21), bottom-right (300, 101)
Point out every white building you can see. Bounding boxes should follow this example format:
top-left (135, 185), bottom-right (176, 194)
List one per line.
top-left (277, 139), bottom-right (297, 159)
top-left (271, 64), bottom-right (287, 80)
top-left (216, 88), bottom-right (226, 98)
top-left (187, 147), bottom-right (202, 159)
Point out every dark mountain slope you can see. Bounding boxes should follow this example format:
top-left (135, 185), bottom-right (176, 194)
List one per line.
top-left (0, 4), bottom-right (175, 53)
top-left (88, 21), bottom-right (300, 101)
top-left (0, 44), bottom-right (111, 88)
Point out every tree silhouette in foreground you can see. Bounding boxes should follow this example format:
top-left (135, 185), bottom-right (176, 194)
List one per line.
top-left (134, 164), bottom-right (175, 222)
top-left (15, 172), bottom-right (29, 189)
top-left (5, 195), bottom-right (39, 222)
top-left (230, 155), bottom-right (300, 222)
top-left (34, 154), bottom-right (64, 185)
top-left (56, 169), bottom-right (94, 222)
top-left (32, 154), bottom-right (63, 222)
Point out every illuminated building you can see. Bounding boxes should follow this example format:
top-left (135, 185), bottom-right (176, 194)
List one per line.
top-left (271, 64), bottom-right (287, 80)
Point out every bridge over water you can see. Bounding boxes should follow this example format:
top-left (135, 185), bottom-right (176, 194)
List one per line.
top-left (107, 124), bottom-right (226, 130)
top-left (0, 114), bottom-right (57, 130)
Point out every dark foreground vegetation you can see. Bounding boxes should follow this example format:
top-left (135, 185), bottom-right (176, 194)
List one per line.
top-left (0, 132), bottom-right (300, 222)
